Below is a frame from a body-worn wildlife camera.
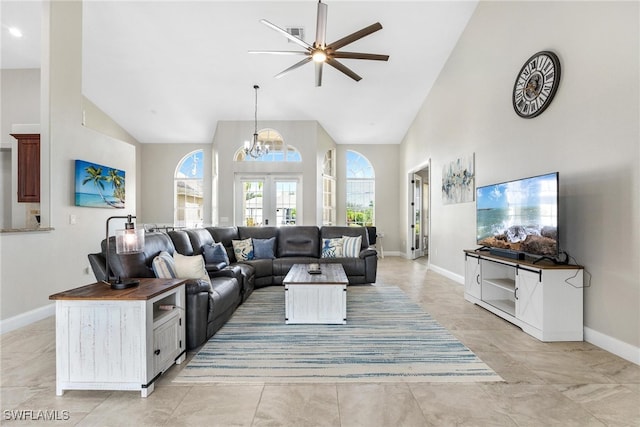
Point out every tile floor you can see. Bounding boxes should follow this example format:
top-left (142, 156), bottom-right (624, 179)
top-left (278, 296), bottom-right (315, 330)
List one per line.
top-left (1, 256), bottom-right (638, 426)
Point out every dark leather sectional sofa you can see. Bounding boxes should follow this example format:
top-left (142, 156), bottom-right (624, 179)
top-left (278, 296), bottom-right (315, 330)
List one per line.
top-left (88, 225), bottom-right (377, 350)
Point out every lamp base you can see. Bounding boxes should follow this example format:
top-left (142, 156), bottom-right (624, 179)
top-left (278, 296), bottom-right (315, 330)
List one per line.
top-left (108, 279), bottom-right (140, 290)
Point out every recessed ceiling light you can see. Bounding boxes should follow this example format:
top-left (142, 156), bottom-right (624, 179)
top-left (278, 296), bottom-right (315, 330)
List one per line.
top-left (9, 27), bottom-right (23, 38)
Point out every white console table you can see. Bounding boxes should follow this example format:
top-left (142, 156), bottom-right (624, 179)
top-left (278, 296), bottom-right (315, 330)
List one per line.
top-left (50, 278), bottom-right (186, 397)
top-left (464, 250), bottom-right (584, 342)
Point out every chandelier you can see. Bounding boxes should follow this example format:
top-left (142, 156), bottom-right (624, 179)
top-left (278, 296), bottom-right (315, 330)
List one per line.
top-left (244, 85), bottom-right (270, 159)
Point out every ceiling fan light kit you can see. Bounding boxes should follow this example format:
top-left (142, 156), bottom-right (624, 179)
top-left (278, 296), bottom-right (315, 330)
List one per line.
top-left (249, 0), bottom-right (389, 87)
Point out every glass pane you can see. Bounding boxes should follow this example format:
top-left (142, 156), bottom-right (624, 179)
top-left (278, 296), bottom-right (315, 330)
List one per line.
top-left (242, 181), bottom-right (263, 226)
top-left (275, 181), bottom-right (297, 226)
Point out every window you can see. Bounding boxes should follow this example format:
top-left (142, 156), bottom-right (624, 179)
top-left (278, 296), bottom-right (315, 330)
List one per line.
top-left (346, 150), bottom-right (374, 226)
top-left (175, 150), bottom-right (204, 228)
top-left (322, 150), bottom-right (336, 225)
top-left (234, 128), bottom-right (301, 162)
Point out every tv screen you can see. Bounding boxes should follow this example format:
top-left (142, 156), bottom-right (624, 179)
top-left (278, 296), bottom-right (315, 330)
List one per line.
top-left (476, 172), bottom-right (559, 257)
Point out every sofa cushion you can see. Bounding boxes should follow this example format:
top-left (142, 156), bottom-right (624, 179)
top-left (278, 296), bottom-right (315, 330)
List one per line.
top-left (232, 238), bottom-right (254, 261)
top-left (253, 237), bottom-right (276, 259)
top-left (277, 226), bottom-right (320, 258)
top-left (203, 242), bottom-right (230, 266)
top-left (342, 235), bottom-right (362, 258)
top-left (173, 253), bottom-right (211, 287)
top-left (152, 251), bottom-right (177, 278)
top-left (321, 238), bottom-right (343, 258)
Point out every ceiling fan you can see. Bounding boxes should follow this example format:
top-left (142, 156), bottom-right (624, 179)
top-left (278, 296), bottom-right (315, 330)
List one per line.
top-left (249, 0), bottom-right (389, 87)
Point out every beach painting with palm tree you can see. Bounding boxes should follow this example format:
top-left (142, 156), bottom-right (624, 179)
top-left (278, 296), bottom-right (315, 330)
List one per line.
top-left (74, 160), bottom-right (126, 208)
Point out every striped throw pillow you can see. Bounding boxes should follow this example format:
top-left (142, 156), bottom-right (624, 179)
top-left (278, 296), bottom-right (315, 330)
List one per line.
top-left (342, 235), bottom-right (362, 258)
top-left (152, 251), bottom-right (177, 278)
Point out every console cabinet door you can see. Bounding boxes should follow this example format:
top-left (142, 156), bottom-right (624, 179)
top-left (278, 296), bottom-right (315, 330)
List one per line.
top-left (515, 269), bottom-right (543, 330)
top-left (464, 254), bottom-right (482, 299)
top-left (152, 313), bottom-right (183, 377)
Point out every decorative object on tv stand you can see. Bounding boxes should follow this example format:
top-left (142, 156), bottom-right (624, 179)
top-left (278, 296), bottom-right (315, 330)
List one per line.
top-left (442, 153), bottom-right (475, 204)
top-left (243, 85), bottom-right (270, 159)
top-left (512, 51), bottom-right (561, 118)
top-left (103, 214), bottom-right (145, 290)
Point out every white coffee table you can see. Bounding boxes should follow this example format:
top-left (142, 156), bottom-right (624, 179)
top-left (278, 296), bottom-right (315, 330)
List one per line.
top-left (283, 264), bottom-right (348, 324)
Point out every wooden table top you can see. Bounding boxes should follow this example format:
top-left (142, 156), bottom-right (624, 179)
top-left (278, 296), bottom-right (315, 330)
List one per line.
top-left (49, 278), bottom-right (186, 301)
top-left (283, 264), bottom-right (348, 285)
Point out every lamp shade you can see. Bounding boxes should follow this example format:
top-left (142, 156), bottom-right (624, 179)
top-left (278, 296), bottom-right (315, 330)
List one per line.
top-left (115, 227), bottom-right (145, 254)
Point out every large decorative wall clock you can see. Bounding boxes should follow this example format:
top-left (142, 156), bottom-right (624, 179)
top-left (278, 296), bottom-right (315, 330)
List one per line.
top-left (512, 51), bottom-right (561, 118)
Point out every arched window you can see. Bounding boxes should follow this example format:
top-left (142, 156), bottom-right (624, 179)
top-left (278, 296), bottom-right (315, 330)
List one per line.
top-left (322, 149), bottom-right (336, 225)
top-left (346, 150), bottom-right (375, 226)
top-left (175, 150), bottom-right (203, 228)
top-left (234, 128), bottom-right (301, 162)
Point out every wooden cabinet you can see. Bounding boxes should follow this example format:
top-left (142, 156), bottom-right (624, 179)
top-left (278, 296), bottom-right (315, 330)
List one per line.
top-left (10, 133), bottom-right (40, 203)
top-left (464, 250), bottom-right (584, 342)
top-left (50, 278), bottom-right (186, 397)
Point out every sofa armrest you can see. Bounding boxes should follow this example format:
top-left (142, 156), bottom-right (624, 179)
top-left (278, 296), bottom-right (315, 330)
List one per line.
top-left (185, 278), bottom-right (212, 295)
top-left (359, 248), bottom-right (378, 259)
top-left (205, 262), bottom-right (228, 273)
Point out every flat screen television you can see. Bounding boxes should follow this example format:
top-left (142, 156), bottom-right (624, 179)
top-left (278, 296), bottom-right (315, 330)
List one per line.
top-left (476, 172), bottom-right (559, 258)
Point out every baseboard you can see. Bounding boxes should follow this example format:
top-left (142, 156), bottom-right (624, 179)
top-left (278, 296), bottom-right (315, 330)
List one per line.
top-left (584, 327), bottom-right (640, 365)
top-left (429, 264), bottom-right (464, 285)
top-left (0, 303), bottom-right (55, 335)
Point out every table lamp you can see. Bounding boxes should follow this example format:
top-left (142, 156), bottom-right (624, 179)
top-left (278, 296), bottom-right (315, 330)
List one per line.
top-left (103, 214), bottom-right (145, 289)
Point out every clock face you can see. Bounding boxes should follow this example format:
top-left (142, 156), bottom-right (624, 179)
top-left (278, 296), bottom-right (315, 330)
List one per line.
top-left (513, 51), bottom-right (561, 118)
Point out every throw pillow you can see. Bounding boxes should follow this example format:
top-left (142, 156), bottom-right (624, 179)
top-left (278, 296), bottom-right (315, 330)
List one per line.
top-left (152, 251), bottom-right (177, 279)
top-left (173, 252), bottom-right (212, 287)
top-left (203, 242), bottom-right (230, 266)
top-left (253, 237), bottom-right (276, 259)
top-left (321, 238), bottom-right (343, 258)
top-left (342, 235), bottom-right (362, 258)
top-left (232, 238), bottom-right (254, 261)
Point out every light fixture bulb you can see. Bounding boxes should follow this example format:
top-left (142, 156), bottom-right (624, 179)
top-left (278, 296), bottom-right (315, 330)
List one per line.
top-left (312, 49), bottom-right (327, 63)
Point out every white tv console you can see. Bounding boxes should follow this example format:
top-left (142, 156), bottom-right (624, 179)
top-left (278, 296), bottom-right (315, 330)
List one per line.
top-left (464, 250), bottom-right (584, 342)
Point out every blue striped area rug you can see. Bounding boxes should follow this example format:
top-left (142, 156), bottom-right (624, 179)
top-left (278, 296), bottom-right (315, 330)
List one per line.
top-left (174, 285), bottom-right (502, 383)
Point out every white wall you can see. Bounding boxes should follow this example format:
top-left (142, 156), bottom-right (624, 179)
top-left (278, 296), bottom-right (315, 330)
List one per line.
top-left (1, 1), bottom-right (139, 327)
top-left (400, 1), bottom-right (639, 351)
top-left (139, 143), bottom-right (212, 225)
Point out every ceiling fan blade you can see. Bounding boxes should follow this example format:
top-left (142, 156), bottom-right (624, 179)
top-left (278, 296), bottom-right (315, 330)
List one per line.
top-left (275, 57), bottom-right (313, 79)
top-left (332, 51), bottom-right (389, 61)
top-left (249, 50), bottom-right (309, 56)
top-left (315, 61), bottom-right (324, 87)
top-left (328, 22), bottom-right (383, 51)
top-left (315, 1), bottom-right (328, 47)
top-left (326, 58), bottom-right (362, 82)
top-left (260, 19), bottom-right (312, 50)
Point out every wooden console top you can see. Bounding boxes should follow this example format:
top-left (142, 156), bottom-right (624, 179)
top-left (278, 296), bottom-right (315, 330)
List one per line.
top-left (49, 278), bottom-right (186, 301)
top-left (464, 249), bottom-right (583, 270)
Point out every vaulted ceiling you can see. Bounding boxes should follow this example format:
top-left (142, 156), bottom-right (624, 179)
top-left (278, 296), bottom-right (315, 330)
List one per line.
top-left (2, 1), bottom-right (478, 144)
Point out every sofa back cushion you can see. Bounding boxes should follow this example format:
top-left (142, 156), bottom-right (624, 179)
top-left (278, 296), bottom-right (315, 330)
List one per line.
top-left (186, 228), bottom-right (214, 255)
top-left (168, 230), bottom-right (194, 256)
top-left (277, 226), bottom-right (320, 258)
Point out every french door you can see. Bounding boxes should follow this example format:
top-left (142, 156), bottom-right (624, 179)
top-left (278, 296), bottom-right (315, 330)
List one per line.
top-left (235, 174), bottom-right (302, 226)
